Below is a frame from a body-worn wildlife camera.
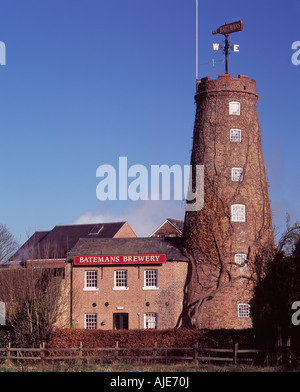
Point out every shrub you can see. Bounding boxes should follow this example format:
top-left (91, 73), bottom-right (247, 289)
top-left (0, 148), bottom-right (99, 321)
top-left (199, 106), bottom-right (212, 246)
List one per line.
top-left (46, 328), bottom-right (256, 352)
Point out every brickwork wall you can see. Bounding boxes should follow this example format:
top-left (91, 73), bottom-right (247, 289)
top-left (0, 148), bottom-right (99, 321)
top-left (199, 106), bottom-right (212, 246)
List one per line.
top-left (183, 74), bottom-right (274, 329)
top-left (151, 221), bottom-right (181, 237)
top-left (55, 262), bottom-right (72, 329)
top-left (197, 272), bottom-right (254, 329)
top-left (114, 222), bottom-right (137, 238)
top-left (71, 261), bottom-right (188, 330)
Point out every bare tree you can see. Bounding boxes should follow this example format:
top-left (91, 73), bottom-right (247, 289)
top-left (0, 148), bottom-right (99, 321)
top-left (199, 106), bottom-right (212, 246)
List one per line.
top-left (0, 267), bottom-right (69, 345)
top-left (0, 234), bottom-right (70, 345)
top-left (0, 224), bottom-right (18, 265)
top-left (276, 214), bottom-right (300, 256)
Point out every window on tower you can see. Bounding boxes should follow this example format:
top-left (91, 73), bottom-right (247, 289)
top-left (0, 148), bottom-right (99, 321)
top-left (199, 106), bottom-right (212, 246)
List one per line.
top-left (238, 304), bottom-right (250, 318)
top-left (235, 253), bottom-right (247, 266)
top-left (230, 129), bottom-right (241, 142)
top-left (231, 168), bottom-right (243, 182)
top-left (229, 101), bottom-right (240, 115)
top-left (231, 204), bottom-right (246, 222)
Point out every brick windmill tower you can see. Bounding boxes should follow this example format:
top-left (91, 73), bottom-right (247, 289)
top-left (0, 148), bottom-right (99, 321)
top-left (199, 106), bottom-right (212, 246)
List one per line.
top-left (181, 21), bottom-right (274, 329)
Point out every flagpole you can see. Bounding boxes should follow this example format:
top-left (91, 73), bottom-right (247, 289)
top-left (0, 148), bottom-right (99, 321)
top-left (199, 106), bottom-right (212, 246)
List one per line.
top-left (196, 0), bottom-right (199, 84)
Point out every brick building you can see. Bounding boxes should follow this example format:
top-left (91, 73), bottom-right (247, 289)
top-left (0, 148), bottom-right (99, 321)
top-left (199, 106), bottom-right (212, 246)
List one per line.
top-left (68, 237), bottom-right (188, 330)
top-left (10, 221), bottom-right (188, 330)
top-left (182, 74), bottom-right (274, 329)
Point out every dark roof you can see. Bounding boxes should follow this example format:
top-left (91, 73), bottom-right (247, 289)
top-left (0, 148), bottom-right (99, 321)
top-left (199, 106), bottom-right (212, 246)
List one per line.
top-left (12, 222), bottom-right (128, 261)
top-left (68, 237), bottom-right (188, 262)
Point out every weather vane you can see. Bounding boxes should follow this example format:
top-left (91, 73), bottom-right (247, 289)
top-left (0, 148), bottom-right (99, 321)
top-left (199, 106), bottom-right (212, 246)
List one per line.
top-left (212, 20), bottom-right (243, 74)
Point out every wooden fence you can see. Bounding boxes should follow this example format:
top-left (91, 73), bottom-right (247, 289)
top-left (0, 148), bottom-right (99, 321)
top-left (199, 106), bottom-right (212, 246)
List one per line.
top-left (0, 342), bottom-right (286, 367)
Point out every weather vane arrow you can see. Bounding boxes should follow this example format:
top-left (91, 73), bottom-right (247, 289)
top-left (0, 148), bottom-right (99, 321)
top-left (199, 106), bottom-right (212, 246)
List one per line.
top-left (212, 20), bottom-right (243, 74)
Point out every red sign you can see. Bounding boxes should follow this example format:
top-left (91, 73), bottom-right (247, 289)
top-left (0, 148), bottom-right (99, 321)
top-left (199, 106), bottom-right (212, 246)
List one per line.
top-left (74, 254), bottom-right (166, 266)
top-left (212, 20), bottom-right (243, 35)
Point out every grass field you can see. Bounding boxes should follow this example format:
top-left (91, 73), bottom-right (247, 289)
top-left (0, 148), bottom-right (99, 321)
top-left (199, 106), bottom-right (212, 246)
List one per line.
top-left (0, 360), bottom-right (294, 372)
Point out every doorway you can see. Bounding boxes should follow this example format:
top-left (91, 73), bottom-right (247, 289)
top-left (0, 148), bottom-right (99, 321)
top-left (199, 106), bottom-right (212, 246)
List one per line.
top-left (113, 313), bottom-right (129, 330)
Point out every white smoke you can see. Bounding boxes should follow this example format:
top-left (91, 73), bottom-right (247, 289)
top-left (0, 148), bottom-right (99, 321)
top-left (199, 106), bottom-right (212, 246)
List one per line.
top-left (73, 200), bottom-right (185, 237)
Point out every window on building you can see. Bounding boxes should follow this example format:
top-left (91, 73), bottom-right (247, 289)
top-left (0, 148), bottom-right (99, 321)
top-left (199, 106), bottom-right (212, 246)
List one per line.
top-left (229, 101), bottom-right (240, 115)
top-left (144, 313), bottom-right (158, 329)
top-left (235, 254), bottom-right (247, 266)
top-left (113, 270), bottom-right (128, 290)
top-left (238, 304), bottom-right (250, 318)
top-left (84, 313), bottom-right (97, 329)
top-left (84, 270), bottom-right (98, 290)
top-left (231, 167), bottom-right (243, 182)
top-left (88, 224), bottom-right (104, 235)
top-left (230, 129), bottom-right (241, 142)
top-left (231, 204), bottom-right (246, 222)
top-left (144, 269), bottom-right (158, 289)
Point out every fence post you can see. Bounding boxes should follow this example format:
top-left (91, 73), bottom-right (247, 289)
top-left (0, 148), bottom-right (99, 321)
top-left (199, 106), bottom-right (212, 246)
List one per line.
top-left (194, 342), bottom-right (199, 364)
top-left (114, 341), bottom-right (119, 360)
top-left (40, 342), bottom-right (45, 370)
top-left (153, 341), bottom-right (157, 359)
top-left (277, 325), bottom-right (282, 365)
top-left (79, 341), bottom-right (83, 364)
top-left (7, 342), bottom-right (11, 362)
top-left (234, 343), bottom-right (239, 365)
top-left (286, 338), bottom-right (292, 367)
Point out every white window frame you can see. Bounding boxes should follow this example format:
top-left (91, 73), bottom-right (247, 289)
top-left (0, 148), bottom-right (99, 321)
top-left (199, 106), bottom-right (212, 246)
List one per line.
top-left (230, 129), bottom-right (242, 142)
top-left (84, 313), bottom-right (97, 329)
top-left (235, 254), bottom-right (247, 266)
top-left (143, 269), bottom-right (159, 290)
top-left (229, 101), bottom-right (240, 115)
top-left (231, 167), bottom-right (243, 182)
top-left (231, 204), bottom-right (246, 222)
top-left (84, 270), bottom-right (99, 291)
top-left (144, 313), bottom-right (158, 329)
top-left (113, 270), bottom-right (128, 290)
top-left (238, 304), bottom-right (250, 318)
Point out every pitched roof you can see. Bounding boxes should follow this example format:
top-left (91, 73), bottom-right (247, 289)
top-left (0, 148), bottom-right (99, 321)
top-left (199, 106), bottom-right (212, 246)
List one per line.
top-left (149, 218), bottom-right (184, 237)
top-left (12, 222), bottom-right (129, 261)
top-left (68, 237), bottom-right (188, 262)
top-left (167, 218), bottom-right (184, 233)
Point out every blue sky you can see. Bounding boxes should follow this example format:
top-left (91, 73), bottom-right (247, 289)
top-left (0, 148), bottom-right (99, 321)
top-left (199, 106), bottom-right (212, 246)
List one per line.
top-left (0, 0), bottom-right (299, 243)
